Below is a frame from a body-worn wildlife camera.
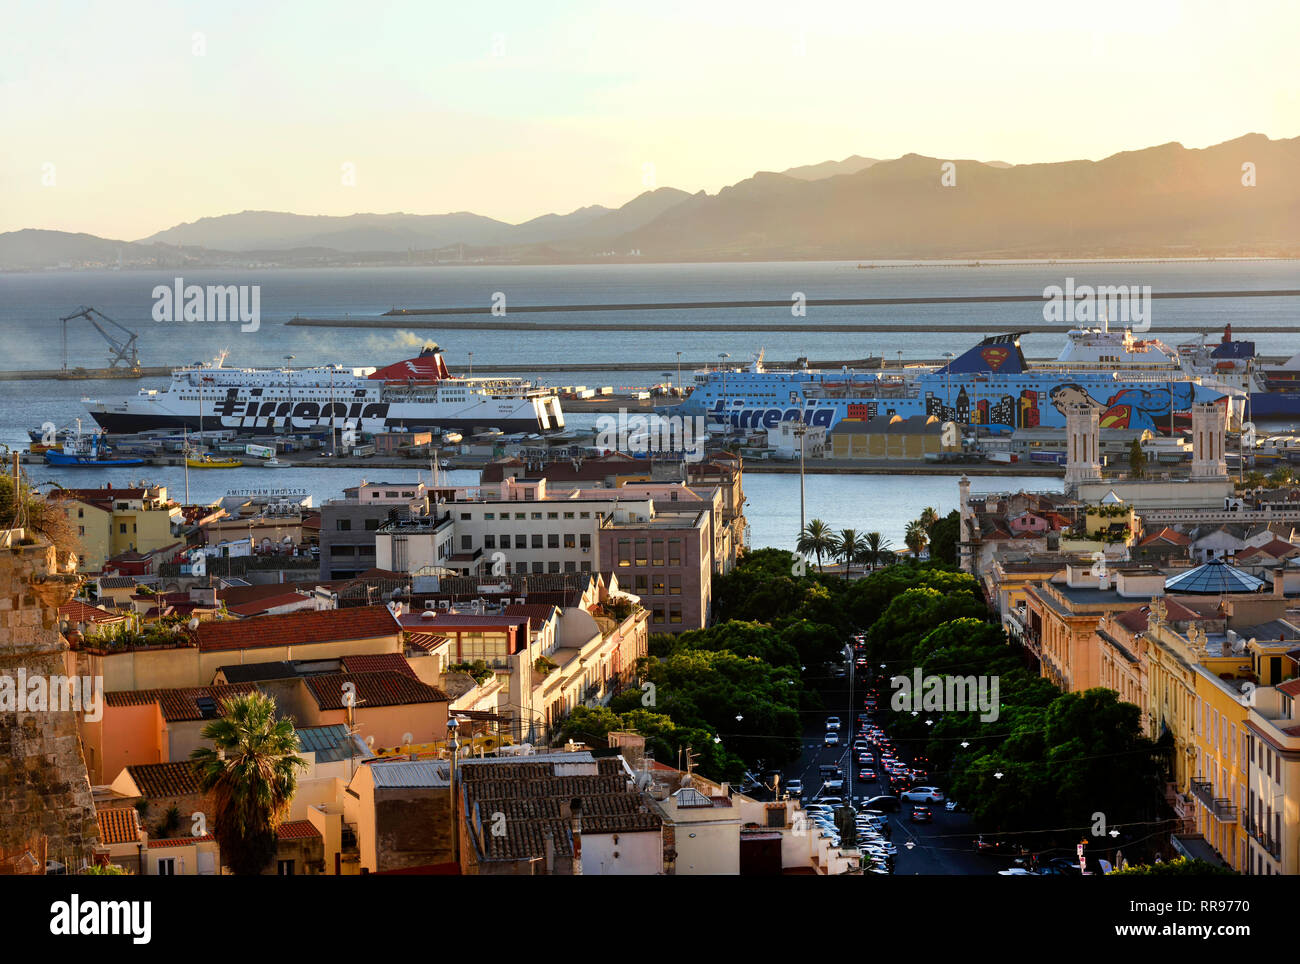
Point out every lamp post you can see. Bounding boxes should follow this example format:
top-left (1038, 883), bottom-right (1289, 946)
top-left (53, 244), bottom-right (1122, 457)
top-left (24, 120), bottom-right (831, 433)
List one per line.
top-left (676, 351), bottom-right (682, 393)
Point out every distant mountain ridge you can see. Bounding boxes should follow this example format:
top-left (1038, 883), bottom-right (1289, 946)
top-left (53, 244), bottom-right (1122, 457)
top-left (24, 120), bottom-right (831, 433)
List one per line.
top-left (4, 135), bottom-right (1297, 268)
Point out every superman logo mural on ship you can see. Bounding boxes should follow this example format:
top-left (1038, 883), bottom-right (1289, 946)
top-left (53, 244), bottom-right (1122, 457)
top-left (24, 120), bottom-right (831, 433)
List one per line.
top-left (1048, 382), bottom-right (1208, 434)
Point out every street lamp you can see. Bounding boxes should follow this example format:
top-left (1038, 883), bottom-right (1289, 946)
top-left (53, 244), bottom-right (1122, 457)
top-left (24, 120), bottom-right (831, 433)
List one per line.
top-left (676, 351), bottom-right (682, 392)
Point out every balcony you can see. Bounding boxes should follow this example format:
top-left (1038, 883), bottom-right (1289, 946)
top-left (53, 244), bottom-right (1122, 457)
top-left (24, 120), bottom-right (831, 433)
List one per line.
top-left (1243, 816), bottom-right (1282, 860)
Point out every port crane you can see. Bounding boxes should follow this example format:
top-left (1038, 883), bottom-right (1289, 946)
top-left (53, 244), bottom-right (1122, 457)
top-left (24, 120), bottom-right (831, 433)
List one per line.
top-left (59, 306), bottom-right (141, 375)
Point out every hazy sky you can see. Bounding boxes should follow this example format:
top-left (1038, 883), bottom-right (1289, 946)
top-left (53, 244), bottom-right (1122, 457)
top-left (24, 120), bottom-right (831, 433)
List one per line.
top-left (3, 0), bottom-right (1297, 239)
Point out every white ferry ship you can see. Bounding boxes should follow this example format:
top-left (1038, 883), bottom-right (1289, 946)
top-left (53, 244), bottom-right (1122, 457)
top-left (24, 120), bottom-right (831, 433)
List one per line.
top-left (82, 344), bottom-right (566, 436)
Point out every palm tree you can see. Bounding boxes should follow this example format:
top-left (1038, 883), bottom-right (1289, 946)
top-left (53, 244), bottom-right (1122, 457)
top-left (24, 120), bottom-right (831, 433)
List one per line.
top-left (918, 506), bottom-right (940, 530)
top-left (796, 518), bottom-right (835, 572)
top-left (834, 529), bottom-right (865, 580)
top-left (858, 531), bottom-right (891, 572)
top-left (191, 691), bottom-right (306, 875)
top-left (904, 519), bottom-right (929, 559)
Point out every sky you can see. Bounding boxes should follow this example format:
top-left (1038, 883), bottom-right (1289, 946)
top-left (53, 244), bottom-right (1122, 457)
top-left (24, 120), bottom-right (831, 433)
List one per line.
top-left (2, 0), bottom-right (1297, 239)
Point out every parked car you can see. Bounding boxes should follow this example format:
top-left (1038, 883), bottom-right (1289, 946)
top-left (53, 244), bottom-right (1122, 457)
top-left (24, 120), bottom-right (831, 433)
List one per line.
top-left (863, 795), bottom-right (901, 813)
top-left (899, 786), bottom-right (945, 803)
top-left (997, 868), bottom-right (1038, 876)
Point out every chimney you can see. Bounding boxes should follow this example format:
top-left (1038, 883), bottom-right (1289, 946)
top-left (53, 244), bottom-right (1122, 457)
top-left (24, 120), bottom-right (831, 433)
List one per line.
top-left (1274, 568), bottom-right (1285, 597)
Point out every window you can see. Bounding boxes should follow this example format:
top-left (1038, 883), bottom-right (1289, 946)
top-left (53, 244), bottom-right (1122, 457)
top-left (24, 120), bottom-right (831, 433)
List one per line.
top-left (531, 534), bottom-right (543, 549)
top-left (564, 561), bottom-right (576, 573)
top-left (156, 858), bottom-right (176, 876)
top-left (580, 534), bottom-right (591, 549)
top-left (580, 561), bottom-right (591, 572)
top-left (364, 518), bottom-right (380, 530)
top-left (547, 512), bottom-right (558, 519)
top-left (461, 535), bottom-right (472, 550)
top-left (652, 541), bottom-right (664, 566)
top-left (564, 512), bottom-right (575, 519)
top-left (332, 545), bottom-right (356, 557)
top-left (518, 534), bottom-right (527, 548)
top-left (460, 512), bottom-right (472, 521)
top-left (547, 534), bottom-right (559, 549)
top-left (119, 523), bottom-right (127, 534)
top-left (635, 540), bottom-right (648, 566)
top-left (278, 859), bottom-right (295, 876)
top-left (531, 512), bottom-right (542, 520)
top-left (669, 604), bottom-right (682, 624)
top-left (580, 512), bottom-right (590, 519)
top-left (669, 574), bottom-right (681, 595)
top-left (514, 512), bottom-right (525, 520)
top-left (500, 535), bottom-right (511, 549)
top-left (78, 526), bottom-right (84, 536)
top-left (336, 519), bottom-right (352, 531)
top-left (484, 535), bottom-right (496, 549)
top-left (549, 561), bottom-right (560, 573)
top-left (618, 539), bottom-right (631, 567)
top-left (651, 574), bottom-right (665, 594)
top-left (484, 512), bottom-right (495, 520)
top-left (532, 561), bottom-right (544, 574)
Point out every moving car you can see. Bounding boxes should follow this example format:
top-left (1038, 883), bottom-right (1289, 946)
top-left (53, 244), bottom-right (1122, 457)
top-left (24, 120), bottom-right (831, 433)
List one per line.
top-left (899, 786), bottom-right (945, 803)
top-left (786, 778), bottom-right (803, 799)
top-left (826, 716), bottom-right (841, 731)
top-left (824, 731), bottom-right (840, 747)
top-left (910, 806), bottom-right (933, 823)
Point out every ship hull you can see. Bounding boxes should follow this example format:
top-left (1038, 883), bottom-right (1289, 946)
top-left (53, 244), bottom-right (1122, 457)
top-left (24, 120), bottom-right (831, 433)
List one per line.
top-left (1247, 392), bottom-right (1300, 420)
top-left (88, 409), bottom-right (547, 437)
top-left (44, 451), bottom-right (144, 467)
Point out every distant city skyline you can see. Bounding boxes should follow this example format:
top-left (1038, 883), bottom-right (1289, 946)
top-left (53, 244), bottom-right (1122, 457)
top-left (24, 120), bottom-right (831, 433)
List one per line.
top-left (4, 0), bottom-right (1299, 238)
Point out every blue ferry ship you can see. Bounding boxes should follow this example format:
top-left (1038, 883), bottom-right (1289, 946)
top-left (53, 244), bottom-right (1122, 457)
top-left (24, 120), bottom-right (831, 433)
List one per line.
top-left (669, 331), bottom-right (1235, 435)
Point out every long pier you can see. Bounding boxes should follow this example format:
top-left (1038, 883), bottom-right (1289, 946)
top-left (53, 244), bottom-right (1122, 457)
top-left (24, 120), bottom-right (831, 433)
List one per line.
top-left (350, 289), bottom-right (1300, 318)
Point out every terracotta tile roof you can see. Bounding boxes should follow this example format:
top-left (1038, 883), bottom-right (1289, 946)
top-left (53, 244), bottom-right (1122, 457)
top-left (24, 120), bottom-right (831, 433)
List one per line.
top-left (97, 807), bottom-right (142, 845)
top-left (305, 670), bottom-right (449, 710)
top-left (226, 592), bottom-right (315, 617)
top-left (397, 612), bottom-right (525, 630)
top-left (1276, 678), bottom-right (1300, 698)
top-left (1116, 607), bottom-right (1151, 633)
top-left (1139, 527), bottom-right (1192, 547)
top-left (340, 653), bottom-right (416, 677)
top-left (197, 605), bottom-right (400, 652)
top-left (276, 820), bottom-right (322, 840)
top-left (404, 632), bottom-right (450, 652)
top-left (459, 757), bottom-right (660, 861)
top-left (126, 762), bottom-right (203, 799)
top-left (106, 683), bottom-right (257, 722)
top-left (59, 599), bottom-right (128, 624)
top-left (148, 834), bottom-right (212, 848)
top-left (503, 603), bottom-right (560, 625)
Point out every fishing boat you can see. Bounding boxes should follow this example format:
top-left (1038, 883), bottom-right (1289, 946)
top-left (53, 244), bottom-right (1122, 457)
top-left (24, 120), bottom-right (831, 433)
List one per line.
top-left (262, 457), bottom-right (291, 468)
top-left (43, 424), bottom-right (144, 467)
top-left (186, 454), bottom-right (243, 469)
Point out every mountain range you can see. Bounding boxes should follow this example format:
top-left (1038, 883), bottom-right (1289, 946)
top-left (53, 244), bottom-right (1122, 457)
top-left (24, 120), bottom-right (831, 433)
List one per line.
top-left (4, 134), bottom-right (1296, 269)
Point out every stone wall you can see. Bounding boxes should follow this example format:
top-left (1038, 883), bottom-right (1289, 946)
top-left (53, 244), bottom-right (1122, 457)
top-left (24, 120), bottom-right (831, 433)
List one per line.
top-left (0, 532), bottom-right (99, 873)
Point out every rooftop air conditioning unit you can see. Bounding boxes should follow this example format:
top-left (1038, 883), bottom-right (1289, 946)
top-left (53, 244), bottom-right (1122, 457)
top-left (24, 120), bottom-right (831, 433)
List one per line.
top-left (437, 600), bottom-right (449, 610)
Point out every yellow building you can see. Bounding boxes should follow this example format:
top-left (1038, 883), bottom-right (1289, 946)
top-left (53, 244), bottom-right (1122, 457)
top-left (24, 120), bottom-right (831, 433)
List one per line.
top-left (1245, 673), bottom-right (1300, 875)
top-left (54, 485), bottom-right (183, 571)
top-left (827, 414), bottom-right (958, 461)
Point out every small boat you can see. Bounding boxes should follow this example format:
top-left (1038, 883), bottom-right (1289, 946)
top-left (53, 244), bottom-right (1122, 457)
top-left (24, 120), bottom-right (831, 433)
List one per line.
top-left (186, 455), bottom-right (243, 469)
top-left (262, 457), bottom-right (291, 468)
top-left (43, 422), bottom-right (144, 466)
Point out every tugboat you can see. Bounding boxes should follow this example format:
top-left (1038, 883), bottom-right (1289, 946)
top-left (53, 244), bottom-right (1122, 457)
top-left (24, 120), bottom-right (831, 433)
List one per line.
top-left (43, 422), bottom-right (144, 467)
